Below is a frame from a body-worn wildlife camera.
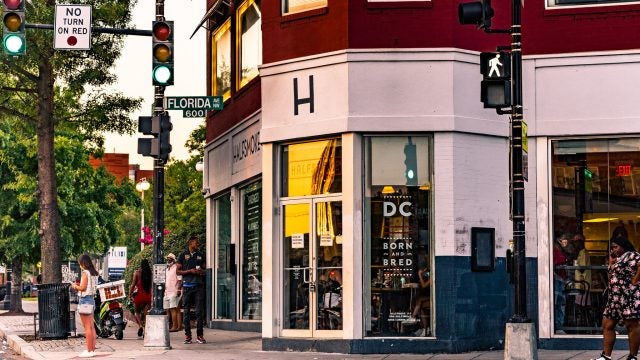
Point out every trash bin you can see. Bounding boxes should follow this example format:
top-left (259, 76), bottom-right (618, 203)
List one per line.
top-left (37, 283), bottom-right (70, 339)
top-left (0, 282), bottom-right (11, 310)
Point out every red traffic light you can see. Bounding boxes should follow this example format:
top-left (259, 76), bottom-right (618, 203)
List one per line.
top-left (152, 22), bottom-right (171, 41)
top-left (2, 0), bottom-right (22, 10)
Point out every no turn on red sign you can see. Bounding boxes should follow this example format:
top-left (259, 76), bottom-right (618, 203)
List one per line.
top-left (54, 5), bottom-right (92, 50)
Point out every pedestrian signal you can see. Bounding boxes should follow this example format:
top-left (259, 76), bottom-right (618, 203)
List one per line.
top-left (480, 52), bottom-right (511, 108)
top-left (458, 0), bottom-right (494, 29)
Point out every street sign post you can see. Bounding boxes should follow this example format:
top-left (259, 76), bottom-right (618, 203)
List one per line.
top-left (164, 96), bottom-right (223, 113)
top-left (54, 5), bottom-right (91, 50)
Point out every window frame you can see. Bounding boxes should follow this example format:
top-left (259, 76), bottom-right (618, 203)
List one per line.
top-left (282, 0), bottom-right (327, 16)
top-left (547, 0), bottom-right (640, 8)
top-left (212, 19), bottom-right (232, 101)
top-left (236, 0), bottom-right (262, 90)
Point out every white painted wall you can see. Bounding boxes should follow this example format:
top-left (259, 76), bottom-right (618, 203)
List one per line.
top-left (204, 112), bottom-right (262, 196)
top-left (528, 51), bottom-right (640, 137)
top-left (433, 132), bottom-right (511, 257)
top-left (260, 49), bottom-right (510, 143)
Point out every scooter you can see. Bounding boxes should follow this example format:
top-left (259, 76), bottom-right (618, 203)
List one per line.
top-left (93, 280), bottom-right (127, 340)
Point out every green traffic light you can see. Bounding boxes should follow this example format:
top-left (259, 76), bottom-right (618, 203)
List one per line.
top-left (152, 65), bottom-right (172, 85)
top-left (3, 34), bottom-right (24, 55)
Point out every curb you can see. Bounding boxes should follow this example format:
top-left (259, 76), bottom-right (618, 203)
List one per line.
top-left (0, 320), bottom-right (44, 360)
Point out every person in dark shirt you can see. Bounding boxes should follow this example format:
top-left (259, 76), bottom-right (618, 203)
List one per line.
top-left (177, 235), bottom-right (206, 344)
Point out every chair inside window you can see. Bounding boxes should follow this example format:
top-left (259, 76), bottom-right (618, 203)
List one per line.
top-left (563, 279), bottom-right (594, 332)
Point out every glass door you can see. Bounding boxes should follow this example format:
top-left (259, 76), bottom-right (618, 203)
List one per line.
top-left (282, 197), bottom-right (343, 337)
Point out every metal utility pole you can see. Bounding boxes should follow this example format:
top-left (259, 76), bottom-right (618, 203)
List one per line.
top-left (509, 0), bottom-right (527, 324)
top-left (459, 1), bottom-right (536, 357)
top-left (143, 0), bottom-right (171, 350)
top-left (150, 0), bottom-right (166, 317)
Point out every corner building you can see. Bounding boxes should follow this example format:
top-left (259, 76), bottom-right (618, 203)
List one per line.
top-left (200, 0), bottom-right (640, 353)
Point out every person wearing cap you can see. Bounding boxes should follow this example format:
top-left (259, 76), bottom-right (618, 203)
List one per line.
top-left (177, 235), bottom-right (206, 344)
top-left (591, 237), bottom-right (640, 360)
top-left (164, 253), bottom-right (182, 332)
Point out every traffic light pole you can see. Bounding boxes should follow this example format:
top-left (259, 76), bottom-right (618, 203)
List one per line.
top-left (151, 0), bottom-right (166, 317)
top-left (144, 0), bottom-right (170, 350)
top-left (509, 0), bottom-right (527, 325)
top-left (505, 2), bottom-right (536, 358)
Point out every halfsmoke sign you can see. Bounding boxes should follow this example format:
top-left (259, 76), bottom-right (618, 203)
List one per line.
top-left (164, 96), bottom-right (223, 111)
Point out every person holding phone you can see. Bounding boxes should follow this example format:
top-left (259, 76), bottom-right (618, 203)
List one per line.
top-left (592, 237), bottom-right (640, 360)
top-left (71, 254), bottom-right (99, 358)
top-left (177, 235), bottom-right (206, 344)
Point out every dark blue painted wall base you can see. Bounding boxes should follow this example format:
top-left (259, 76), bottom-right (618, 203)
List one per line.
top-left (539, 337), bottom-right (627, 351)
top-left (263, 338), bottom-right (505, 354)
top-left (262, 256), bottom-right (540, 354)
top-left (210, 320), bottom-right (261, 332)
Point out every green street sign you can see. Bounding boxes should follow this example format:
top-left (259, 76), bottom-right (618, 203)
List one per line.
top-left (164, 96), bottom-right (223, 111)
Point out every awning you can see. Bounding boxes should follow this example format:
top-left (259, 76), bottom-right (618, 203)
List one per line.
top-left (189, 0), bottom-right (231, 39)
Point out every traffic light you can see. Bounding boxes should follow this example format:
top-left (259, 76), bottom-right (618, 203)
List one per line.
top-left (137, 114), bottom-right (172, 161)
top-left (152, 20), bottom-right (174, 86)
top-left (480, 52), bottom-right (511, 108)
top-left (404, 139), bottom-right (418, 187)
top-left (2, 0), bottom-right (25, 56)
top-left (458, 0), bottom-right (494, 29)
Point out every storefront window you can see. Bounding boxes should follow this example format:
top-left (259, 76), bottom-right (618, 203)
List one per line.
top-left (212, 20), bottom-right (231, 100)
top-left (551, 138), bottom-right (640, 335)
top-left (282, 0), bottom-right (327, 15)
top-left (237, 0), bottom-right (261, 88)
top-left (215, 194), bottom-right (234, 319)
top-left (281, 139), bottom-right (342, 197)
top-left (241, 182), bottom-right (262, 320)
top-left (364, 136), bottom-right (433, 337)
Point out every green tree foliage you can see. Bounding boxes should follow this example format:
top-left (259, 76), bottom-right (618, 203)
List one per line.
top-left (116, 209), bottom-right (146, 259)
top-left (0, 0), bottom-right (142, 283)
top-left (0, 119), bottom-right (140, 311)
top-left (0, 124), bottom-right (141, 260)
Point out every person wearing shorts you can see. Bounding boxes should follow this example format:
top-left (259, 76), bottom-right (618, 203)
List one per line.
top-left (164, 253), bottom-right (182, 332)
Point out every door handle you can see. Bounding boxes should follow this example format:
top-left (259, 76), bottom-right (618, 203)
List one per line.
top-left (302, 268), bottom-right (316, 292)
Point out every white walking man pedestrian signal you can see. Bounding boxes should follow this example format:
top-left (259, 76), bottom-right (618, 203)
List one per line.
top-left (480, 51), bottom-right (510, 80)
top-left (479, 52), bottom-right (511, 109)
top-left (488, 53), bottom-right (502, 77)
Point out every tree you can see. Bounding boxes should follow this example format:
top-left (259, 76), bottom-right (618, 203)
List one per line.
top-left (0, 0), bottom-right (141, 283)
top-left (0, 120), bottom-right (140, 311)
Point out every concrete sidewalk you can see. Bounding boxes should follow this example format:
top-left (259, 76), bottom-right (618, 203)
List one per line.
top-left (0, 300), bottom-right (626, 359)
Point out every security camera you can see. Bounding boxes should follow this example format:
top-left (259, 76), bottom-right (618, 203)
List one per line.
top-left (201, 188), bottom-right (209, 195)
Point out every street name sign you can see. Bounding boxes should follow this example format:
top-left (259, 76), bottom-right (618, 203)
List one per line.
top-left (164, 96), bottom-right (223, 111)
top-left (54, 5), bottom-right (92, 50)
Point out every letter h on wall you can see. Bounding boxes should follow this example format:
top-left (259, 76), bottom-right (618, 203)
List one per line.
top-left (293, 75), bottom-right (314, 116)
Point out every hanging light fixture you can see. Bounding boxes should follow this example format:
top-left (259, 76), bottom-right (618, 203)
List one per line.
top-left (381, 186), bottom-right (395, 194)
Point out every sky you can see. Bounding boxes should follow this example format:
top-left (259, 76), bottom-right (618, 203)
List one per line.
top-left (103, 0), bottom-right (206, 170)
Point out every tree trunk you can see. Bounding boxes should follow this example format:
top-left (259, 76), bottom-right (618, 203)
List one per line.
top-left (9, 256), bottom-right (23, 313)
top-left (37, 47), bottom-right (61, 284)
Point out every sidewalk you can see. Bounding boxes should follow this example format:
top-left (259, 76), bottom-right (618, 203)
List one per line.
top-left (0, 300), bottom-right (625, 359)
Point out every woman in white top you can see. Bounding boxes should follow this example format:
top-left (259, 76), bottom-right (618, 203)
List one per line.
top-left (71, 254), bottom-right (98, 358)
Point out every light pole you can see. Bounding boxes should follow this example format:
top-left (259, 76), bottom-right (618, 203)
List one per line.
top-left (136, 178), bottom-right (151, 251)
